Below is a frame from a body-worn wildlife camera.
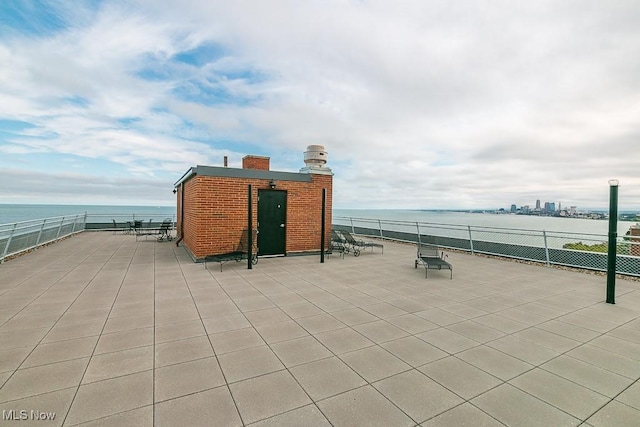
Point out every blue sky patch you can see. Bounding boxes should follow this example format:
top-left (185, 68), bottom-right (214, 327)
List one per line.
top-left (173, 42), bottom-right (227, 67)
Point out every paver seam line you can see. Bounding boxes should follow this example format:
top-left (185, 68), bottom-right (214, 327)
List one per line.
top-left (177, 245), bottom-right (245, 425)
top-left (61, 236), bottom-right (145, 426)
top-left (0, 235), bottom-right (126, 399)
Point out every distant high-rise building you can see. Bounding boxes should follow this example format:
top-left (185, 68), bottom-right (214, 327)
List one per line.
top-left (510, 204), bottom-right (517, 213)
top-left (536, 199), bottom-right (541, 210)
top-left (549, 202), bottom-right (556, 212)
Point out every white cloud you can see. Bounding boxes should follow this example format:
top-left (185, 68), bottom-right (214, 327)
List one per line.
top-left (1, 0), bottom-right (640, 209)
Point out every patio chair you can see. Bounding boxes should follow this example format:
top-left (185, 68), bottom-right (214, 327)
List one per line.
top-left (415, 243), bottom-right (452, 279)
top-left (204, 229), bottom-right (259, 271)
top-left (330, 229), bottom-right (347, 258)
top-left (157, 218), bottom-right (173, 241)
top-left (339, 230), bottom-right (384, 256)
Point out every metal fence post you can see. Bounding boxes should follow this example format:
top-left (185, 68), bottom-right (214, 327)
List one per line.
top-left (378, 219), bottom-right (383, 238)
top-left (56, 217), bottom-right (65, 239)
top-left (543, 230), bottom-right (550, 267)
top-left (468, 225), bottom-right (475, 255)
top-left (1, 223), bottom-right (17, 264)
top-left (350, 217), bottom-right (355, 234)
top-left (416, 222), bottom-right (421, 244)
top-left (36, 219), bottom-right (47, 246)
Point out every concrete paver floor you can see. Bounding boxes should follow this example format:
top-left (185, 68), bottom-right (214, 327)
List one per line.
top-left (1, 232), bottom-right (640, 426)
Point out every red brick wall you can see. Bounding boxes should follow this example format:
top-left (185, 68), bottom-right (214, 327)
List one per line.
top-left (242, 156), bottom-right (270, 171)
top-left (178, 173), bottom-right (332, 260)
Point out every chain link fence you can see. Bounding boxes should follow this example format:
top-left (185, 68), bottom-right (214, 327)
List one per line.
top-left (333, 216), bottom-right (640, 277)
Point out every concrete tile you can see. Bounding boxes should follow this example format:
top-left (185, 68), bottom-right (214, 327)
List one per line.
top-left (542, 355), bottom-right (634, 398)
top-left (421, 402), bottom-right (504, 427)
top-left (353, 320), bottom-right (410, 343)
top-left (42, 321), bottom-right (104, 343)
top-left (515, 327), bottom-right (581, 353)
top-left (362, 302), bottom-right (408, 319)
top-left (0, 327), bottom-right (49, 350)
top-left (154, 357), bottom-right (225, 402)
top-left (22, 336), bottom-right (98, 368)
top-left (0, 387), bottom-right (75, 427)
top-left (209, 327), bottom-right (265, 355)
top-left (487, 335), bottom-right (560, 366)
top-left (279, 302), bottom-right (325, 319)
top-left (202, 313), bottom-right (250, 335)
top-left (419, 356), bottom-right (502, 400)
top-left (567, 344), bottom-right (640, 379)
top-left (586, 401), bottom-right (640, 427)
top-left (331, 307), bottom-right (379, 326)
top-left (385, 313), bottom-right (439, 334)
top-left (457, 346), bottom-right (533, 381)
top-left (472, 314), bottom-right (529, 334)
top-left (0, 347), bottom-right (31, 373)
top-left (472, 384), bottom-right (580, 427)
top-left (66, 370), bottom-right (153, 425)
top-left (290, 356), bottom-right (366, 400)
top-left (102, 313), bottom-right (154, 334)
top-left (155, 306), bottom-right (200, 326)
top-left (0, 358), bottom-right (89, 403)
top-left (0, 313), bottom-right (61, 333)
top-left (617, 381), bottom-right (640, 410)
top-left (374, 370), bottom-right (463, 423)
top-left (155, 387), bottom-right (241, 426)
top-left (248, 404), bottom-right (331, 426)
top-left (314, 327), bottom-right (374, 354)
top-left (341, 346), bottom-right (411, 383)
top-left (416, 328), bottom-right (480, 354)
top-left (234, 296), bottom-right (276, 312)
top-left (83, 345), bottom-right (153, 384)
top-left (318, 385), bottom-right (414, 427)
top-left (589, 335), bottom-right (640, 361)
top-left (230, 370), bottom-right (311, 425)
top-left (154, 319), bottom-right (206, 344)
top-left (441, 303), bottom-right (489, 319)
top-left (155, 336), bottom-right (214, 368)
top-left (447, 320), bottom-right (505, 344)
top-left (537, 319), bottom-right (601, 342)
top-left (271, 336), bottom-right (333, 368)
top-left (245, 307), bottom-right (291, 326)
top-left (94, 327), bottom-right (153, 354)
top-left (296, 314), bottom-right (345, 334)
top-left (218, 345), bottom-right (284, 383)
top-left (255, 320), bottom-right (309, 344)
top-left (381, 336), bottom-right (447, 368)
top-left (78, 406), bottom-right (153, 427)
top-left (510, 368), bottom-right (609, 419)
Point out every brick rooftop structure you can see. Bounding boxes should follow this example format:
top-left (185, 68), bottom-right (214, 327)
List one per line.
top-left (174, 147), bottom-right (333, 261)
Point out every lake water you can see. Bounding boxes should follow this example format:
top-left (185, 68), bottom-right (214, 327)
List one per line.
top-left (1, 204), bottom-right (636, 237)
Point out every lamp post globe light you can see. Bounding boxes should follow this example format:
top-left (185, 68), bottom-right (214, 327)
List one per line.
top-left (606, 179), bottom-right (619, 304)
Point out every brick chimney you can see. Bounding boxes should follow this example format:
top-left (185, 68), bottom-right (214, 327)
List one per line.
top-left (242, 155), bottom-right (270, 171)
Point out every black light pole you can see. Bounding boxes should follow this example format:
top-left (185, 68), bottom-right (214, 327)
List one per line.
top-left (320, 188), bottom-right (326, 263)
top-left (606, 179), bottom-right (619, 304)
top-left (248, 184), bottom-right (253, 270)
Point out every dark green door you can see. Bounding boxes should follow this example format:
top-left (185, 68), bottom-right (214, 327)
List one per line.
top-left (258, 190), bottom-right (287, 256)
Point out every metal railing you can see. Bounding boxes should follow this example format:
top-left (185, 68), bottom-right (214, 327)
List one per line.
top-left (0, 213), bottom-right (177, 263)
top-left (0, 214), bottom-right (87, 263)
top-left (333, 216), bottom-right (640, 277)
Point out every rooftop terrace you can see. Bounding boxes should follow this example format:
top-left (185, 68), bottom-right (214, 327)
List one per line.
top-left (1, 232), bottom-right (639, 426)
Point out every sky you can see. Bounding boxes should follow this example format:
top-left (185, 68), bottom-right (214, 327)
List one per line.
top-left (1, 0), bottom-right (639, 210)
